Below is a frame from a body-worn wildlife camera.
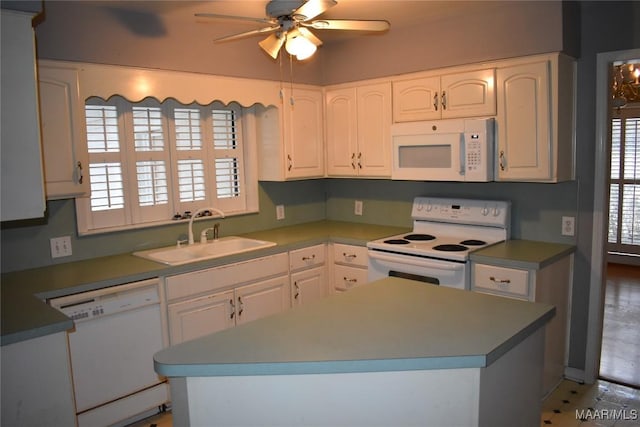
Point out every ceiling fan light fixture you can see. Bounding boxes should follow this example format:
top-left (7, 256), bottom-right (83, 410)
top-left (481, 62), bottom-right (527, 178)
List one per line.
top-left (285, 33), bottom-right (317, 60)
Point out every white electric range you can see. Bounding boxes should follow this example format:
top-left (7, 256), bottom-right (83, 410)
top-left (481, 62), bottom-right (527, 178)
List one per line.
top-left (367, 197), bottom-right (511, 289)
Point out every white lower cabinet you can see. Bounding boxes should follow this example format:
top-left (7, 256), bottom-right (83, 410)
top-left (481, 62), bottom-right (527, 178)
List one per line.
top-left (330, 243), bottom-right (369, 293)
top-left (472, 254), bottom-right (573, 397)
top-left (289, 244), bottom-right (327, 306)
top-left (165, 252), bottom-right (290, 345)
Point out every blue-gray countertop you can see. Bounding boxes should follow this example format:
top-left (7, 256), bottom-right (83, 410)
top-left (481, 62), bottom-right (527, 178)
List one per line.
top-left (1, 221), bottom-right (572, 347)
top-left (154, 277), bottom-right (555, 376)
top-left (0, 221), bottom-right (409, 346)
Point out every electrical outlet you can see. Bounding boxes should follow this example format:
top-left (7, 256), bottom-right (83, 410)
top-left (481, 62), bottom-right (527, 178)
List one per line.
top-left (562, 216), bottom-right (575, 236)
top-left (354, 200), bottom-right (363, 216)
top-left (276, 205), bottom-right (285, 220)
top-left (50, 236), bottom-right (73, 258)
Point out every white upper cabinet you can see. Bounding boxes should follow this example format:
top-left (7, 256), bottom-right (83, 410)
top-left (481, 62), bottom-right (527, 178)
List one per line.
top-left (393, 68), bottom-right (496, 122)
top-left (326, 82), bottom-right (392, 177)
top-left (38, 61), bottom-right (89, 199)
top-left (496, 54), bottom-right (575, 182)
top-left (1, 10), bottom-right (46, 221)
top-left (257, 86), bottom-right (325, 181)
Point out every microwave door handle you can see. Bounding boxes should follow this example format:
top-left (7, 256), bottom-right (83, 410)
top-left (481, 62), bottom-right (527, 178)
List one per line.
top-left (459, 134), bottom-right (466, 176)
top-left (368, 251), bottom-right (465, 271)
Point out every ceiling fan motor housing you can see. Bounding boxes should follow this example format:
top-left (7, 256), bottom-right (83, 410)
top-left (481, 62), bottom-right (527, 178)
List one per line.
top-left (266, 1), bottom-right (306, 19)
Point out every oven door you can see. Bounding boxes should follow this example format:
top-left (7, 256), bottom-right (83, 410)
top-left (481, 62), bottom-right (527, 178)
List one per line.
top-left (368, 250), bottom-right (469, 290)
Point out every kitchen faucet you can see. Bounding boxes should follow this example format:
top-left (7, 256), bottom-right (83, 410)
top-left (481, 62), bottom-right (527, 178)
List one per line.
top-left (188, 207), bottom-right (225, 245)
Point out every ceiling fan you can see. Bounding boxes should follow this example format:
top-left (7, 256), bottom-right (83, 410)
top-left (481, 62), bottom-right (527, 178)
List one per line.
top-left (196, 0), bottom-right (390, 60)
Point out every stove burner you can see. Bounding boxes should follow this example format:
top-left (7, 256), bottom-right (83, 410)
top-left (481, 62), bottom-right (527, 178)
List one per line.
top-left (433, 244), bottom-right (468, 252)
top-left (403, 234), bottom-right (436, 241)
top-left (384, 239), bottom-right (410, 245)
top-left (460, 239), bottom-right (486, 246)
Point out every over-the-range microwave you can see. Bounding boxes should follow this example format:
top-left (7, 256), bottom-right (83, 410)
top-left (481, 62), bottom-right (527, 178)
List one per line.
top-left (391, 117), bottom-right (494, 182)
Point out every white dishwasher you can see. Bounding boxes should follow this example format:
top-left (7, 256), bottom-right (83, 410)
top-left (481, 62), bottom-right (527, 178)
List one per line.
top-left (49, 278), bottom-right (168, 427)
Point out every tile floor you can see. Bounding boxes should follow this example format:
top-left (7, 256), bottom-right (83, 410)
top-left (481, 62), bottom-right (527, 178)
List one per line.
top-left (541, 379), bottom-right (640, 426)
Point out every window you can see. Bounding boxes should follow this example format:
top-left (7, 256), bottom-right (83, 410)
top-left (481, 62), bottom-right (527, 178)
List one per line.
top-left (608, 107), bottom-right (640, 254)
top-left (77, 97), bottom-right (255, 234)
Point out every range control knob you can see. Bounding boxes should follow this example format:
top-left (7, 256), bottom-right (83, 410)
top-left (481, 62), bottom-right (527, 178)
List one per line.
top-left (493, 207), bottom-right (501, 216)
top-left (481, 206), bottom-right (490, 216)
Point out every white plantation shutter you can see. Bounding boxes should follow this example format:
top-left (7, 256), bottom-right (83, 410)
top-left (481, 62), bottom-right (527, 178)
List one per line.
top-left (609, 109), bottom-right (640, 254)
top-left (77, 97), bottom-right (253, 234)
top-left (211, 106), bottom-right (245, 211)
top-left (84, 101), bottom-right (128, 229)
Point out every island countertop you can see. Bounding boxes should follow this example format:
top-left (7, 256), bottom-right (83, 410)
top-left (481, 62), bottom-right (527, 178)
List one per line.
top-left (154, 277), bottom-right (555, 377)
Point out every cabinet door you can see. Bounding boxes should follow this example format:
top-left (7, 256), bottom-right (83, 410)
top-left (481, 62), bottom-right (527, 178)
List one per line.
top-left (440, 69), bottom-right (496, 119)
top-left (1, 10), bottom-right (45, 221)
top-left (326, 87), bottom-right (358, 176)
top-left (38, 64), bottom-right (89, 199)
top-left (235, 275), bottom-right (291, 325)
top-left (392, 76), bottom-right (441, 122)
top-left (282, 88), bottom-right (325, 179)
top-left (291, 266), bottom-right (327, 306)
top-left (357, 82), bottom-right (392, 177)
top-left (496, 61), bottom-right (551, 181)
top-left (167, 290), bottom-right (235, 345)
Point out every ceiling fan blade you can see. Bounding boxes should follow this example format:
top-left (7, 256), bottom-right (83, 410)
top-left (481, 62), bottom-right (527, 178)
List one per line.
top-left (258, 33), bottom-right (286, 59)
top-left (214, 26), bottom-right (280, 43)
top-left (298, 27), bottom-right (323, 47)
top-left (293, 0), bottom-right (337, 21)
top-left (303, 19), bottom-right (390, 31)
top-left (195, 13), bottom-right (274, 25)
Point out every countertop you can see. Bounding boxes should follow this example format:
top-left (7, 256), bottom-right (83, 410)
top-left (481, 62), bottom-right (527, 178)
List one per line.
top-left (154, 277), bottom-right (555, 377)
top-left (470, 240), bottom-right (575, 270)
top-left (1, 220), bottom-right (409, 346)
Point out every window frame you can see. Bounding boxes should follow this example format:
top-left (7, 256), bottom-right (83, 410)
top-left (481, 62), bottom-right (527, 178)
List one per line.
top-left (76, 97), bottom-right (258, 235)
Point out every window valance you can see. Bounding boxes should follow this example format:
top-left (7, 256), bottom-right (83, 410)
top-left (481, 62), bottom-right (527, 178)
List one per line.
top-left (74, 61), bottom-right (282, 107)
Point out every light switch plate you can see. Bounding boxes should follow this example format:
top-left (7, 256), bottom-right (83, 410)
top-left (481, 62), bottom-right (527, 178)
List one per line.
top-left (50, 236), bottom-right (73, 258)
top-left (276, 205), bottom-right (285, 220)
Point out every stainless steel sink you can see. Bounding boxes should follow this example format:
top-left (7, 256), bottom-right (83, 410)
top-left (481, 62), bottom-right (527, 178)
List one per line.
top-left (134, 236), bottom-right (276, 266)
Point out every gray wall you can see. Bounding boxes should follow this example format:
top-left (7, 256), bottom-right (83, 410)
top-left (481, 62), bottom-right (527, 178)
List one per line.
top-left (3, 0), bottom-right (640, 373)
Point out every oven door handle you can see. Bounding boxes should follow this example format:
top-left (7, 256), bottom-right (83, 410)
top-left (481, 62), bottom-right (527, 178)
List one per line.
top-left (368, 251), bottom-right (465, 271)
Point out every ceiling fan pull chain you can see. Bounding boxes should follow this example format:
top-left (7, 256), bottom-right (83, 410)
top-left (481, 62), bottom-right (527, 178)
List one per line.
top-left (278, 50), bottom-right (285, 102)
top-left (289, 52), bottom-right (295, 106)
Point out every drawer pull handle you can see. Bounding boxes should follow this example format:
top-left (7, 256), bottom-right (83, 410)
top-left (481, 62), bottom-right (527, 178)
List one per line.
top-left (302, 255), bottom-right (316, 261)
top-left (343, 253), bottom-right (357, 260)
top-left (344, 277), bottom-right (358, 284)
top-left (489, 276), bottom-right (511, 284)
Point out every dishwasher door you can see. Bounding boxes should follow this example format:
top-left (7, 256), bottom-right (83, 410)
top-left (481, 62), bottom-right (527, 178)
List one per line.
top-left (50, 279), bottom-right (167, 426)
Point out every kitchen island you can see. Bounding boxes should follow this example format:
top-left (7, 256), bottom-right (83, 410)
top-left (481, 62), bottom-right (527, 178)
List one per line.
top-left (154, 277), bottom-right (555, 427)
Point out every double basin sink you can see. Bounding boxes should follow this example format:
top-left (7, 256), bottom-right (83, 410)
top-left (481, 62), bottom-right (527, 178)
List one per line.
top-left (134, 236), bottom-right (276, 266)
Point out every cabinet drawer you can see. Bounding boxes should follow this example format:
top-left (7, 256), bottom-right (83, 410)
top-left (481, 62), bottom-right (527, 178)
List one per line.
top-left (333, 244), bottom-right (368, 268)
top-left (333, 265), bottom-right (368, 292)
top-left (166, 252), bottom-right (289, 302)
top-left (289, 244), bottom-right (326, 272)
top-left (473, 264), bottom-right (530, 300)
